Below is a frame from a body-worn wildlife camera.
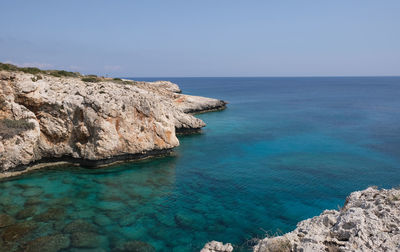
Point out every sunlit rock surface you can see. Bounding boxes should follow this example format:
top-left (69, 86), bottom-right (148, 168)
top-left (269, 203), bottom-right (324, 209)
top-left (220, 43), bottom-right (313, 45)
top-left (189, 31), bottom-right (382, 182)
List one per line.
top-left (0, 70), bottom-right (225, 174)
top-left (254, 187), bottom-right (400, 252)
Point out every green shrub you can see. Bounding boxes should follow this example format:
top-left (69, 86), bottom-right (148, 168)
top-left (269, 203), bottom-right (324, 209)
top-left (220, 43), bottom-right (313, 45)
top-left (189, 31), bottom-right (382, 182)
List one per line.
top-left (20, 67), bottom-right (43, 75)
top-left (1, 118), bottom-right (35, 130)
top-left (0, 63), bottom-right (19, 71)
top-left (49, 70), bottom-right (79, 78)
top-left (0, 62), bottom-right (82, 78)
top-left (0, 118), bottom-right (36, 139)
top-left (81, 77), bottom-right (99, 83)
top-left (113, 78), bottom-right (122, 81)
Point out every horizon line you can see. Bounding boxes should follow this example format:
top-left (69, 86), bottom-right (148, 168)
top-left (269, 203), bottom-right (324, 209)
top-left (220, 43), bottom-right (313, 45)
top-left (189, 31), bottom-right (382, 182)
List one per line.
top-left (123, 75), bottom-right (400, 79)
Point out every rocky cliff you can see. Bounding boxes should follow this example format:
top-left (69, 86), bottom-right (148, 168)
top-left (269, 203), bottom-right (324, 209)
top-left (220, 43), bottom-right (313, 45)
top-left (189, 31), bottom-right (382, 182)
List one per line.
top-left (202, 187), bottom-right (400, 252)
top-left (0, 69), bottom-right (226, 176)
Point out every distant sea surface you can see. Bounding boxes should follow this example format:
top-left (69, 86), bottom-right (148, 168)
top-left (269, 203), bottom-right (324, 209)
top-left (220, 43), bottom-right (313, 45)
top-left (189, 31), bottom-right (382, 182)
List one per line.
top-left (1, 77), bottom-right (400, 251)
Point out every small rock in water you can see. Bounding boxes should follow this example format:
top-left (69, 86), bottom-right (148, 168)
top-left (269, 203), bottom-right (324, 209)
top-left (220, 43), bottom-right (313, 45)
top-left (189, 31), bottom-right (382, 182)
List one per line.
top-left (201, 241), bottom-right (234, 252)
top-left (0, 213), bottom-right (15, 227)
top-left (22, 233), bottom-right (70, 252)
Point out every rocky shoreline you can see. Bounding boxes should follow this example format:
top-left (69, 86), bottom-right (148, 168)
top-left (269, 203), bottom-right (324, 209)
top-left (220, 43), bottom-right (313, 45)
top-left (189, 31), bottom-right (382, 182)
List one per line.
top-left (202, 187), bottom-right (400, 252)
top-left (0, 66), bottom-right (226, 177)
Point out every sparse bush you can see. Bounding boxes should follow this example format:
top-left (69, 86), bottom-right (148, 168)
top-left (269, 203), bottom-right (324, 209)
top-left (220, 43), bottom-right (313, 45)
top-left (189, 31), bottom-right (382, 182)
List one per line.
top-left (2, 118), bottom-right (35, 130)
top-left (81, 76), bottom-right (100, 83)
top-left (0, 62), bottom-right (82, 78)
top-left (113, 78), bottom-right (122, 81)
top-left (0, 63), bottom-right (18, 71)
top-left (49, 70), bottom-right (79, 78)
top-left (20, 67), bottom-right (42, 75)
top-left (0, 118), bottom-right (36, 139)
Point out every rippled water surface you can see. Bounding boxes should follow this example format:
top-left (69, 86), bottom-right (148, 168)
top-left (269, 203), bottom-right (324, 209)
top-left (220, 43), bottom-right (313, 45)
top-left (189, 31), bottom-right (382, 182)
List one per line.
top-left (1, 77), bottom-right (400, 251)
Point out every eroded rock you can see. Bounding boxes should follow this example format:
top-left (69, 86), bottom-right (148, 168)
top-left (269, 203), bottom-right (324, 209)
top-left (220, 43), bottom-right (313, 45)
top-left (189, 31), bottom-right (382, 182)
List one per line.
top-left (201, 241), bottom-right (234, 252)
top-left (0, 70), bottom-right (225, 174)
top-left (254, 187), bottom-right (400, 252)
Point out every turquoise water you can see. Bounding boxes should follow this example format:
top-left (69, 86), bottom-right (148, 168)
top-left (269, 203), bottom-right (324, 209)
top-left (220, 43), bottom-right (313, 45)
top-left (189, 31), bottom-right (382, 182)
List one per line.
top-left (1, 77), bottom-right (400, 251)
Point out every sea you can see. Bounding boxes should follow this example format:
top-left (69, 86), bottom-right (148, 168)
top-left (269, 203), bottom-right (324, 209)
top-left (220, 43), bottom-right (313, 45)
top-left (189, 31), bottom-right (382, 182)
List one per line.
top-left (1, 77), bottom-right (399, 251)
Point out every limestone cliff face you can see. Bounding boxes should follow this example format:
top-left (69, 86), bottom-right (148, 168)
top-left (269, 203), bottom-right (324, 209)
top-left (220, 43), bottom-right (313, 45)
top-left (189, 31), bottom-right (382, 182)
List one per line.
top-left (254, 187), bottom-right (400, 252)
top-left (0, 71), bottom-right (226, 173)
top-left (201, 187), bottom-right (400, 252)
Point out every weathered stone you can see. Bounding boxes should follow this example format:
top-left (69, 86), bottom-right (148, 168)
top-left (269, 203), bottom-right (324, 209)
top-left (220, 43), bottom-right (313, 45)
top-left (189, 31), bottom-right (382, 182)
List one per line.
top-left (23, 233), bottom-right (70, 252)
top-left (201, 241), bottom-right (233, 252)
top-left (254, 187), bottom-right (400, 252)
top-left (0, 70), bottom-right (225, 174)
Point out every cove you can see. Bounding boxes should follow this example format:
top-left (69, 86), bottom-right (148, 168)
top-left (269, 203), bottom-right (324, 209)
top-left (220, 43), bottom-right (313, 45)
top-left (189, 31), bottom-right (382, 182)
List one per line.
top-left (1, 77), bottom-right (400, 251)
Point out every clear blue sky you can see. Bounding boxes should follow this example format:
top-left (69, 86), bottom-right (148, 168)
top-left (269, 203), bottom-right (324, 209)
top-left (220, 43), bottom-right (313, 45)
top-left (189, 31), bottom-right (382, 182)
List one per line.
top-left (1, 0), bottom-right (399, 77)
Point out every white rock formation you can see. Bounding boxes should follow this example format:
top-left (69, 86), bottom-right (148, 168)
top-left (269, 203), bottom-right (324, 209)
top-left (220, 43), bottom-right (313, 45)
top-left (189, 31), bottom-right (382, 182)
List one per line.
top-left (0, 70), bottom-right (226, 174)
top-left (254, 187), bottom-right (400, 252)
top-left (201, 241), bottom-right (234, 252)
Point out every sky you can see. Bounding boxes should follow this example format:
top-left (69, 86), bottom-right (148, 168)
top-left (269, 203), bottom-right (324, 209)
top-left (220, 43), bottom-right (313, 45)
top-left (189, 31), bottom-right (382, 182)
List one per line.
top-left (1, 1), bottom-right (399, 77)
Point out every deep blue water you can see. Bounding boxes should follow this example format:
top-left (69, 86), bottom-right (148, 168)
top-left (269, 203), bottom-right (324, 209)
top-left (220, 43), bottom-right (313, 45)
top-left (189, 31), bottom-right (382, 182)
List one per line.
top-left (1, 77), bottom-right (400, 251)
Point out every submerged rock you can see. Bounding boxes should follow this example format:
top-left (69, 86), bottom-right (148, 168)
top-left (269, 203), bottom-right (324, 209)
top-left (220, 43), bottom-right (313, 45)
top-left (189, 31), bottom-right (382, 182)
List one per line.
top-left (0, 213), bottom-right (15, 227)
top-left (16, 206), bottom-right (37, 219)
top-left (34, 207), bottom-right (65, 221)
top-left (24, 197), bottom-right (44, 206)
top-left (21, 187), bottom-right (44, 197)
top-left (254, 187), bottom-right (400, 252)
top-left (93, 214), bottom-right (112, 226)
top-left (1, 221), bottom-right (38, 243)
top-left (63, 219), bottom-right (97, 234)
top-left (22, 233), bottom-right (70, 252)
top-left (71, 232), bottom-right (107, 248)
top-left (112, 240), bottom-right (156, 252)
top-left (0, 70), bottom-right (226, 174)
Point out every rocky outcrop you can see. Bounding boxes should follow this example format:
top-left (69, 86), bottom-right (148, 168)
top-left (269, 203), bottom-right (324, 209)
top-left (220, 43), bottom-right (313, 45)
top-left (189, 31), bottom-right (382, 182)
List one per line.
top-left (202, 187), bottom-right (400, 252)
top-left (254, 187), bottom-right (400, 252)
top-left (0, 70), bottom-right (226, 175)
top-left (201, 241), bottom-right (234, 252)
